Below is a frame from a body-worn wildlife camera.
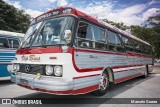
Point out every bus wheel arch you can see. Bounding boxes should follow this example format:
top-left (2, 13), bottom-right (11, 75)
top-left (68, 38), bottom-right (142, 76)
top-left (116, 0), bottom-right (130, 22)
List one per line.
top-left (92, 67), bottom-right (114, 96)
top-left (103, 67), bottom-right (115, 83)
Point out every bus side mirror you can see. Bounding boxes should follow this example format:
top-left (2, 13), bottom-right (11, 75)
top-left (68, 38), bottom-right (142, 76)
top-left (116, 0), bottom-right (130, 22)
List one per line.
top-left (64, 30), bottom-right (72, 43)
top-left (20, 38), bottom-right (24, 47)
top-left (11, 40), bottom-right (13, 48)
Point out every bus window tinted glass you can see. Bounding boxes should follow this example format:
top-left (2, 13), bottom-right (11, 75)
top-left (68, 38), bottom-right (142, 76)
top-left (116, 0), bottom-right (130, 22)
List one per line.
top-left (22, 21), bottom-right (42, 48)
top-left (77, 22), bottom-right (92, 40)
top-left (121, 36), bottom-right (134, 48)
top-left (92, 26), bottom-right (105, 42)
top-left (121, 36), bottom-right (129, 46)
top-left (0, 38), bottom-right (9, 48)
top-left (107, 31), bottom-right (121, 45)
top-left (8, 39), bottom-right (20, 49)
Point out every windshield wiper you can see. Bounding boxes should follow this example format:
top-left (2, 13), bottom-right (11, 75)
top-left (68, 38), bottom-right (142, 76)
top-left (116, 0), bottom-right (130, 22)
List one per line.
top-left (20, 29), bottom-right (37, 49)
top-left (39, 29), bottom-right (47, 48)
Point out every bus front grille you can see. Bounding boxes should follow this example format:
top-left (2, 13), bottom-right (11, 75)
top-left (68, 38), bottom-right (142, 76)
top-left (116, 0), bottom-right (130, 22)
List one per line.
top-left (18, 64), bottom-right (46, 75)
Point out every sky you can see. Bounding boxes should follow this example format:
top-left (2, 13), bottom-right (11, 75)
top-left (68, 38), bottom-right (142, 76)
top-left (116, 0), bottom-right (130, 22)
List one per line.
top-left (3, 0), bottom-right (160, 26)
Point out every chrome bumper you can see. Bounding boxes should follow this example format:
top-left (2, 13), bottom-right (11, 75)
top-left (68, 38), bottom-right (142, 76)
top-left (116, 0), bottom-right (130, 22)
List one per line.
top-left (11, 73), bottom-right (100, 94)
top-left (11, 73), bottom-right (74, 91)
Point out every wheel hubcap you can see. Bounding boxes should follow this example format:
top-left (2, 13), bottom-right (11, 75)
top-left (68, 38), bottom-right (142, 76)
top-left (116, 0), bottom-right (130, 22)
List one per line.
top-left (100, 73), bottom-right (108, 90)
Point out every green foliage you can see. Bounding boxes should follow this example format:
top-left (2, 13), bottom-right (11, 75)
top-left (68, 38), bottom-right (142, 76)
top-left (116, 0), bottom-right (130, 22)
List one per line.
top-left (0, 0), bottom-right (31, 33)
top-left (102, 19), bottom-right (130, 30)
top-left (147, 10), bottom-right (160, 58)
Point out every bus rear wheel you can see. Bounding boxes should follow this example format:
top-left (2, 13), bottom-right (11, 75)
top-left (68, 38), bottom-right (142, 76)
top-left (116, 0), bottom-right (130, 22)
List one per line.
top-left (92, 71), bottom-right (109, 96)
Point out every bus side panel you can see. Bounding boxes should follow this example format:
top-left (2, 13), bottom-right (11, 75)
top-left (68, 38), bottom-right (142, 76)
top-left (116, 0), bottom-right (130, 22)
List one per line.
top-left (113, 54), bottom-right (153, 83)
top-left (0, 49), bottom-right (16, 77)
top-left (74, 49), bottom-right (128, 70)
top-left (0, 64), bottom-right (10, 77)
top-left (113, 66), bottom-right (146, 83)
top-left (73, 49), bottom-right (153, 84)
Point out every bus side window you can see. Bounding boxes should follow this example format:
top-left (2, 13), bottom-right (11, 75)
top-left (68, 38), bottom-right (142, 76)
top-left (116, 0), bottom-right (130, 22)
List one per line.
top-left (121, 36), bottom-right (134, 52)
top-left (77, 22), bottom-right (93, 48)
top-left (8, 39), bottom-right (20, 49)
top-left (0, 38), bottom-right (9, 48)
top-left (92, 25), bottom-right (106, 50)
top-left (107, 31), bottom-right (124, 52)
top-left (134, 41), bottom-right (141, 53)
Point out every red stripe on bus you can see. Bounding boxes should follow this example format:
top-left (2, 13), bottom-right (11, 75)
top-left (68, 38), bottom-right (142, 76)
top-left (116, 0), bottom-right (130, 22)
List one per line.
top-left (16, 46), bottom-right (62, 54)
top-left (18, 84), bottom-right (99, 95)
top-left (73, 74), bottom-right (100, 79)
top-left (115, 73), bottom-right (142, 84)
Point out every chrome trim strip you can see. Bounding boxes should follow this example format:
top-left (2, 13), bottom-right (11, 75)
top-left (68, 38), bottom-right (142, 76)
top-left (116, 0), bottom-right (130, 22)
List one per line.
top-left (74, 47), bottom-right (127, 55)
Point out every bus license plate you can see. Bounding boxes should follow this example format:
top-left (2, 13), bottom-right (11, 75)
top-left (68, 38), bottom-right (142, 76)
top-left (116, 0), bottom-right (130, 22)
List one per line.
top-left (20, 79), bottom-right (28, 85)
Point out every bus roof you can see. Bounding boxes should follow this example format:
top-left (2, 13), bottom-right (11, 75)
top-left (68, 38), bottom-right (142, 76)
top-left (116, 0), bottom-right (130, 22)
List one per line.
top-left (0, 30), bottom-right (24, 37)
top-left (32, 6), bottom-right (151, 46)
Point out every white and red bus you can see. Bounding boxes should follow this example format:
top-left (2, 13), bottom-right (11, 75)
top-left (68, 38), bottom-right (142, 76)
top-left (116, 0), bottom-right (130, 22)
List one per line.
top-left (10, 7), bottom-right (154, 96)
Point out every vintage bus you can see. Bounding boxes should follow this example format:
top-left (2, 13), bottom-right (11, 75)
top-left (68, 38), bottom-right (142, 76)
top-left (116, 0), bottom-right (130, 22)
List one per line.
top-left (10, 7), bottom-right (154, 96)
top-left (0, 30), bottom-right (24, 80)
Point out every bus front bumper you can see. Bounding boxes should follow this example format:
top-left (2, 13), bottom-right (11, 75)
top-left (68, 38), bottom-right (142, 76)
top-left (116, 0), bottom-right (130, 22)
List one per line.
top-left (11, 73), bottom-right (100, 95)
top-left (11, 74), bottom-right (74, 94)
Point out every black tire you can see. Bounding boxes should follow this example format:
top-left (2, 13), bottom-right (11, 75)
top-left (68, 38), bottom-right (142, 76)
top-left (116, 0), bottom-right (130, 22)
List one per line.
top-left (92, 71), bottom-right (109, 96)
top-left (142, 65), bottom-right (148, 78)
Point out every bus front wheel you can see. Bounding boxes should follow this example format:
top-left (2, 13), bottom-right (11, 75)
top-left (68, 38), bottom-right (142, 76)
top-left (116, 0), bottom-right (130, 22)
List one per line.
top-left (92, 71), bottom-right (110, 96)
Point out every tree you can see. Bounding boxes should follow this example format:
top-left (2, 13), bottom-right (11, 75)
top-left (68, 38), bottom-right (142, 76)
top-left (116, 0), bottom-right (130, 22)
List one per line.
top-left (102, 19), bottom-right (130, 30)
top-left (0, 0), bottom-right (31, 33)
top-left (147, 10), bottom-right (160, 58)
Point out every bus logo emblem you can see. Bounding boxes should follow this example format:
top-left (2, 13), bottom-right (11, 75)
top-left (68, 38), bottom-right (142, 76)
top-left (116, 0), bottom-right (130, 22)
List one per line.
top-left (21, 55), bottom-right (28, 62)
top-left (25, 65), bottom-right (30, 72)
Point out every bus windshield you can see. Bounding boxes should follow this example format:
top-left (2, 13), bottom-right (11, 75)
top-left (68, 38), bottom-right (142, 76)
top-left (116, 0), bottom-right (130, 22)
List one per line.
top-left (21, 16), bottom-right (75, 48)
top-left (21, 21), bottom-right (42, 48)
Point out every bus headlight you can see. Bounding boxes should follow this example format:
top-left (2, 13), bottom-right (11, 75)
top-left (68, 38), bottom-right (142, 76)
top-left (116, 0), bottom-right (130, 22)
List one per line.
top-left (45, 65), bottom-right (54, 76)
top-left (54, 66), bottom-right (63, 77)
top-left (13, 64), bottom-right (17, 71)
top-left (61, 46), bottom-right (68, 53)
top-left (17, 64), bottom-right (20, 71)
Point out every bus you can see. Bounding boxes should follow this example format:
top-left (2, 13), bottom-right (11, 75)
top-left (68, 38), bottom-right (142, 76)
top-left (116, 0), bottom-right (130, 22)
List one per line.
top-left (0, 30), bottom-right (24, 80)
top-left (9, 7), bottom-right (154, 96)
